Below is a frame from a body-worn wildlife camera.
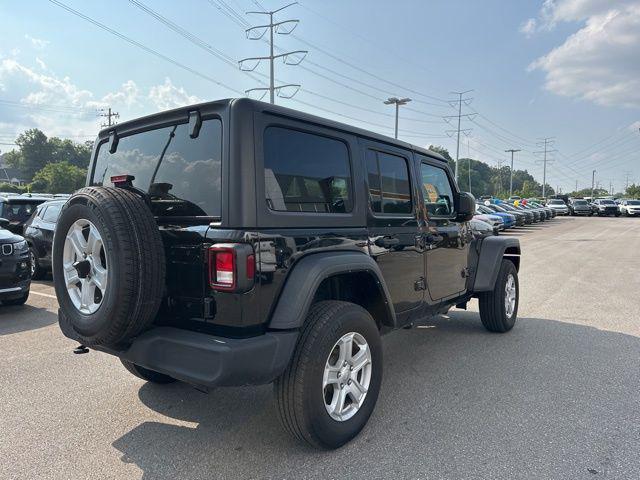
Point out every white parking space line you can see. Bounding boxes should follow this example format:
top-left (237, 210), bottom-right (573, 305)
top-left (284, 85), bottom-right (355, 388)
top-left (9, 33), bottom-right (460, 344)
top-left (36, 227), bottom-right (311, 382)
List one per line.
top-left (30, 290), bottom-right (58, 300)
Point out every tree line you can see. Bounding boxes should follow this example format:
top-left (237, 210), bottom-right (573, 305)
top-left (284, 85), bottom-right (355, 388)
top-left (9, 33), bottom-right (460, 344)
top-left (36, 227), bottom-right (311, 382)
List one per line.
top-left (1, 128), bottom-right (90, 194)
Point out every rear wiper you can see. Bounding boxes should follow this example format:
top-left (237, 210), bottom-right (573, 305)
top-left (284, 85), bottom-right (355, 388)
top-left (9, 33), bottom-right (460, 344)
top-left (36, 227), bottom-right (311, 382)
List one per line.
top-left (149, 125), bottom-right (178, 189)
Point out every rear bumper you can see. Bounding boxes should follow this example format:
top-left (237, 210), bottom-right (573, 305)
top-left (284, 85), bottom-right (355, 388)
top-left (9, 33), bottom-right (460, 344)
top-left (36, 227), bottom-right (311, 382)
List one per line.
top-left (61, 320), bottom-right (299, 389)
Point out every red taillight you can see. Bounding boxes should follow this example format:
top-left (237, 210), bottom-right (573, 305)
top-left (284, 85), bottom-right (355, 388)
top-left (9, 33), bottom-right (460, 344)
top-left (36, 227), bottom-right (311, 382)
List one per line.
top-left (209, 247), bottom-right (236, 291)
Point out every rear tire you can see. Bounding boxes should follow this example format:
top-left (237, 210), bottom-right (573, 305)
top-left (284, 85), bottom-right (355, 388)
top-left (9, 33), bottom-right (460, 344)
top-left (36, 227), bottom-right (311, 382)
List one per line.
top-left (120, 359), bottom-right (176, 384)
top-left (274, 301), bottom-right (382, 449)
top-left (478, 259), bottom-right (519, 333)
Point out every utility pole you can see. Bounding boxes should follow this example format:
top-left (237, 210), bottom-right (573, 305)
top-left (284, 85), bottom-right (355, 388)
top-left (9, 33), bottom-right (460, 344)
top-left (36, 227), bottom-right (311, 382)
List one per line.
top-left (99, 107), bottom-right (119, 128)
top-left (505, 149), bottom-right (521, 198)
top-left (623, 171), bottom-right (632, 191)
top-left (534, 137), bottom-right (556, 198)
top-left (467, 138), bottom-right (472, 195)
top-left (575, 180), bottom-right (578, 193)
top-left (444, 90), bottom-right (474, 183)
top-left (591, 170), bottom-right (596, 199)
top-left (240, 2), bottom-right (307, 104)
top-left (609, 180), bottom-right (613, 195)
top-left (383, 97), bottom-right (411, 139)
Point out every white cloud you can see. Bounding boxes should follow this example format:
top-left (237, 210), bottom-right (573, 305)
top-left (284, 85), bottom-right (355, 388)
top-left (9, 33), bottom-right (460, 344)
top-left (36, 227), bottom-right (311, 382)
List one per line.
top-left (35, 57), bottom-right (46, 70)
top-left (527, 1), bottom-right (640, 108)
top-left (519, 18), bottom-right (538, 37)
top-left (24, 34), bottom-right (50, 49)
top-left (148, 78), bottom-right (201, 110)
top-left (102, 80), bottom-right (140, 108)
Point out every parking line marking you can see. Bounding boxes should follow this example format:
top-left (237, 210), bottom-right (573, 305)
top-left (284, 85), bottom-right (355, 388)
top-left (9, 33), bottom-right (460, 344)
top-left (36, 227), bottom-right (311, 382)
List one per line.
top-left (30, 291), bottom-right (58, 300)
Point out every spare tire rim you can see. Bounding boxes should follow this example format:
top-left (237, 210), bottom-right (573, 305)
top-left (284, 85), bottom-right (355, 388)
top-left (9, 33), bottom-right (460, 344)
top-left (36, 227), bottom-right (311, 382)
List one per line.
top-left (322, 331), bottom-right (372, 422)
top-left (62, 219), bottom-right (108, 315)
top-left (505, 273), bottom-right (516, 318)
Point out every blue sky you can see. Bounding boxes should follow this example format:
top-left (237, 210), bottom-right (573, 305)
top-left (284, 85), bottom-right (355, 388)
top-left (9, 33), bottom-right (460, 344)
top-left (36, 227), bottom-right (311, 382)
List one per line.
top-left (1, 0), bottom-right (639, 193)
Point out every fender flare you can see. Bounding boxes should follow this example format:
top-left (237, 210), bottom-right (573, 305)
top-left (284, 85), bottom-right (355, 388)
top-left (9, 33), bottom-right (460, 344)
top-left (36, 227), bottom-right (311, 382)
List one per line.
top-left (473, 236), bottom-right (521, 292)
top-left (268, 251), bottom-right (397, 330)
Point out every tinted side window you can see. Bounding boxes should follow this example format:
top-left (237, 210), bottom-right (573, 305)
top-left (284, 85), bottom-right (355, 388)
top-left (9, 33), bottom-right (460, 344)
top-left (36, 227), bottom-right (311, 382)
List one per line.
top-left (43, 204), bottom-right (62, 222)
top-left (264, 127), bottom-right (352, 213)
top-left (366, 150), bottom-right (412, 214)
top-left (420, 162), bottom-right (455, 217)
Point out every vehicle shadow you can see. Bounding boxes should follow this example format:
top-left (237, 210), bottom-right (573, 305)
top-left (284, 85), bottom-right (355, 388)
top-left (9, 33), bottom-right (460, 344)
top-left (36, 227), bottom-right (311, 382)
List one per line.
top-left (0, 304), bottom-right (57, 335)
top-left (111, 313), bottom-right (640, 479)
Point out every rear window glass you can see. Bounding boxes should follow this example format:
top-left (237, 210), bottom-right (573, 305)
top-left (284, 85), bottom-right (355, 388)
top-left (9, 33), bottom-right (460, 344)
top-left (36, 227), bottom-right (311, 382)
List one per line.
top-left (92, 119), bottom-right (222, 217)
top-left (263, 127), bottom-right (352, 213)
top-left (366, 150), bottom-right (412, 214)
top-left (0, 201), bottom-right (41, 222)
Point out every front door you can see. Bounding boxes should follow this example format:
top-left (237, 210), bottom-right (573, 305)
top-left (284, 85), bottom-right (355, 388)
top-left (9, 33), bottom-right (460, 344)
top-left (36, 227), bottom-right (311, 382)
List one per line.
top-left (363, 141), bottom-right (424, 314)
top-left (418, 158), bottom-right (471, 301)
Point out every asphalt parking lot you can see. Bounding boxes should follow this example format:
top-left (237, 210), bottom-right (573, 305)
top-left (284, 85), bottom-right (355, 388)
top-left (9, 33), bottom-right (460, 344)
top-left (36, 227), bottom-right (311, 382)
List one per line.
top-left (1, 216), bottom-right (639, 480)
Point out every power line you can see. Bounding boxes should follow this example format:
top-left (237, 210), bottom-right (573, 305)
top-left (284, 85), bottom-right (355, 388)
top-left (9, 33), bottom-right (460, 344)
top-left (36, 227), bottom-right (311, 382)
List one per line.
top-left (534, 137), bottom-right (556, 198)
top-left (446, 90), bottom-right (474, 182)
top-left (48, 0), bottom-right (243, 95)
top-left (99, 107), bottom-right (119, 127)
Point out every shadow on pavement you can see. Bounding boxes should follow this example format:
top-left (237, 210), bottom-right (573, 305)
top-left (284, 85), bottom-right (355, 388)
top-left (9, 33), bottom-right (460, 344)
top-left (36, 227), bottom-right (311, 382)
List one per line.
top-left (111, 313), bottom-right (640, 479)
top-left (0, 304), bottom-right (57, 335)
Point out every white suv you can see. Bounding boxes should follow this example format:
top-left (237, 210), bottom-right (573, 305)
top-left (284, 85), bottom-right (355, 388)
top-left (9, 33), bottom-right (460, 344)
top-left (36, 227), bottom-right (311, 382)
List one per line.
top-left (618, 199), bottom-right (640, 216)
top-left (546, 199), bottom-right (570, 215)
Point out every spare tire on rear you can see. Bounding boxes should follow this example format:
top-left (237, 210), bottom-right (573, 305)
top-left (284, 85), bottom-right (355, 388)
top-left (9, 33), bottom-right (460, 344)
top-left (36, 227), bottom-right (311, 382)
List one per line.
top-left (53, 186), bottom-right (166, 347)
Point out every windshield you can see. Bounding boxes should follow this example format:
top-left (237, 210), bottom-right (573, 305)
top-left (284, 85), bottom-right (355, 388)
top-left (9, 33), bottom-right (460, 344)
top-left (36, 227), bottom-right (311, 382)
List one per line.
top-left (92, 119), bottom-right (223, 217)
top-left (574, 200), bottom-right (587, 205)
top-left (600, 200), bottom-right (615, 205)
top-left (549, 200), bottom-right (564, 204)
top-left (627, 200), bottom-right (640, 205)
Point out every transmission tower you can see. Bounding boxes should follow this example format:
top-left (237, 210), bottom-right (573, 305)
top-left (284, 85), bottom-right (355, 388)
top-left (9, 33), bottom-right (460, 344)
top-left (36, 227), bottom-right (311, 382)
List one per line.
top-left (443, 90), bottom-right (475, 183)
top-left (239, 2), bottom-right (307, 104)
top-left (534, 137), bottom-right (556, 198)
top-left (99, 107), bottom-right (119, 128)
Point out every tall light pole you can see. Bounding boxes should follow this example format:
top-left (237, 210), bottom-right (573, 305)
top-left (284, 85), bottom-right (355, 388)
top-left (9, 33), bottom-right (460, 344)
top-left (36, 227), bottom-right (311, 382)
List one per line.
top-left (384, 97), bottom-right (411, 139)
top-left (591, 169), bottom-right (596, 199)
top-left (505, 149), bottom-right (521, 198)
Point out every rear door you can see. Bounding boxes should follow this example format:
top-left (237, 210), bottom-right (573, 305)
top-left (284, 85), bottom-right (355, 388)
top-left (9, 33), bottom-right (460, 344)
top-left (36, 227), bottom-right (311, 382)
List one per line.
top-left (362, 139), bottom-right (425, 314)
top-left (418, 157), bottom-right (471, 301)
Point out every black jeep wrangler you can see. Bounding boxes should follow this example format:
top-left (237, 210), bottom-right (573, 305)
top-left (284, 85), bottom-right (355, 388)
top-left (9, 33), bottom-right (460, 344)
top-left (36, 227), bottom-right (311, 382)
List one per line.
top-left (53, 98), bottom-right (520, 449)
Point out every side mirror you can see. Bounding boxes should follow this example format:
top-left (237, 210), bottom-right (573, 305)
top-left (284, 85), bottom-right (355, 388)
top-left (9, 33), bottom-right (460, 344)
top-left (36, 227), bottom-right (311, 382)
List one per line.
top-left (456, 192), bottom-right (476, 222)
top-left (0, 218), bottom-right (9, 229)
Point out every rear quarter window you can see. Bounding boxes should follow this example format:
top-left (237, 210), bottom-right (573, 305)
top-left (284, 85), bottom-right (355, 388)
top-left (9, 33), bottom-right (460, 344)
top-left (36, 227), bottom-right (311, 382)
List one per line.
top-left (263, 127), bottom-right (352, 213)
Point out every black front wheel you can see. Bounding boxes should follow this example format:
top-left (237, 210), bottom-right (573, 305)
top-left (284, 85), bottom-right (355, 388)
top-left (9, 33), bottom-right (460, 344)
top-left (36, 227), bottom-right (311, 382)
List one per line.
top-left (274, 301), bottom-right (383, 449)
top-left (478, 260), bottom-right (519, 333)
top-left (29, 247), bottom-right (43, 280)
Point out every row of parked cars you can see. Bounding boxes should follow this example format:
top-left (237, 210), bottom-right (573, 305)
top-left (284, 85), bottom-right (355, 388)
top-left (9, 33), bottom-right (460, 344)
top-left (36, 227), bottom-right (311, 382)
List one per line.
top-left (471, 198), bottom-right (558, 237)
top-left (0, 194), bottom-right (70, 305)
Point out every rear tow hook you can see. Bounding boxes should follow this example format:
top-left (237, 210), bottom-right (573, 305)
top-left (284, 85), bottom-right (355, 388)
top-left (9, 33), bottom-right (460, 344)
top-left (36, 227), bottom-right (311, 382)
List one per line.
top-left (73, 344), bottom-right (90, 354)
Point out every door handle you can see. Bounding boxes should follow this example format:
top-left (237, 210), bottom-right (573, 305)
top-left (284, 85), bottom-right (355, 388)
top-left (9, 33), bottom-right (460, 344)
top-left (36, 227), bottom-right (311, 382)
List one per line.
top-left (374, 236), bottom-right (400, 248)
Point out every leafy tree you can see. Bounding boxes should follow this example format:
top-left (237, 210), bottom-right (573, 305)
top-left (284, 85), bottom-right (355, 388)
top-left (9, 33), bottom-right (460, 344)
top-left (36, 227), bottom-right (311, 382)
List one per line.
top-left (626, 183), bottom-right (640, 198)
top-left (0, 182), bottom-right (27, 194)
top-left (4, 129), bottom-right (92, 182)
top-left (31, 161), bottom-right (87, 194)
top-left (428, 145), bottom-right (455, 172)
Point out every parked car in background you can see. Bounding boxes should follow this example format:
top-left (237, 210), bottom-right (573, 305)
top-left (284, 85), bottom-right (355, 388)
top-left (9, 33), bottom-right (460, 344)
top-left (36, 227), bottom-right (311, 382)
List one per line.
top-left (490, 203), bottom-right (526, 226)
top-left (568, 199), bottom-right (592, 216)
top-left (23, 199), bottom-right (65, 279)
top-left (0, 195), bottom-right (50, 234)
top-left (528, 200), bottom-right (555, 218)
top-left (501, 203), bottom-right (533, 224)
top-left (474, 211), bottom-right (505, 231)
top-left (0, 218), bottom-right (31, 305)
top-left (618, 199), bottom-right (640, 217)
top-left (592, 199), bottom-right (620, 216)
top-left (546, 198), bottom-right (570, 215)
top-left (476, 204), bottom-right (515, 229)
top-left (470, 218), bottom-right (498, 237)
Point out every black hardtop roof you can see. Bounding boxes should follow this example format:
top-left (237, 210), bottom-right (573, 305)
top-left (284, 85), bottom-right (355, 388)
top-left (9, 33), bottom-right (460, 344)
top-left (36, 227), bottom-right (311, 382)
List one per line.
top-left (98, 98), bottom-right (447, 163)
